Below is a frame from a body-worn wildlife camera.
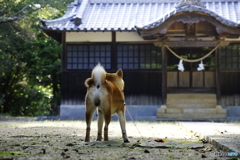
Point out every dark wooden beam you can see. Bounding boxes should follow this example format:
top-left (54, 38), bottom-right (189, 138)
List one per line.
top-left (162, 46), bottom-right (167, 105)
top-left (111, 31), bottom-right (117, 71)
top-left (215, 48), bottom-right (221, 105)
top-left (155, 41), bottom-right (218, 47)
top-left (185, 23), bottom-right (196, 37)
top-left (62, 32), bottom-right (66, 72)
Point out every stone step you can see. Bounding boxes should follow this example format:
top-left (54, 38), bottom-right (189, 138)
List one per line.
top-left (167, 98), bottom-right (216, 104)
top-left (166, 108), bottom-right (213, 114)
top-left (183, 108), bottom-right (226, 114)
top-left (156, 113), bottom-right (226, 120)
top-left (157, 105), bottom-right (227, 120)
top-left (167, 94), bottom-right (216, 99)
top-left (164, 108), bottom-right (226, 114)
top-left (165, 108), bottom-right (183, 114)
top-left (167, 104), bottom-right (216, 108)
top-left (157, 94), bottom-right (226, 120)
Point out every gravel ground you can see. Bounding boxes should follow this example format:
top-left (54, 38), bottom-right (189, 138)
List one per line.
top-left (0, 120), bottom-right (233, 160)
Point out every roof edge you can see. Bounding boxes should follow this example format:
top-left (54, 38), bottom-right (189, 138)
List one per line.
top-left (88, 0), bottom-right (234, 3)
top-left (136, 4), bottom-right (240, 30)
top-left (40, 2), bottom-right (77, 24)
top-left (74, 0), bottom-right (89, 25)
top-left (176, 0), bottom-right (206, 8)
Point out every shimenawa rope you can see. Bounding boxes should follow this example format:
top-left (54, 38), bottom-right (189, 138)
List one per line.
top-left (163, 43), bottom-right (221, 63)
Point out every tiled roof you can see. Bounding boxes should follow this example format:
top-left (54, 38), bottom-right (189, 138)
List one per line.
top-left (40, 0), bottom-right (240, 31)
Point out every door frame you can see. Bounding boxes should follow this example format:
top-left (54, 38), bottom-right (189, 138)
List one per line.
top-left (161, 46), bottom-right (221, 105)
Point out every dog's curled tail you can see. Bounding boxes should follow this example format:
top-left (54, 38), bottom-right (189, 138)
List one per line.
top-left (92, 64), bottom-right (106, 88)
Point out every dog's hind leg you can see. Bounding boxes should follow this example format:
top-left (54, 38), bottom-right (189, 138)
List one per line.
top-left (117, 111), bottom-right (130, 143)
top-left (103, 109), bottom-right (111, 141)
top-left (85, 103), bottom-right (96, 142)
top-left (96, 109), bottom-right (103, 141)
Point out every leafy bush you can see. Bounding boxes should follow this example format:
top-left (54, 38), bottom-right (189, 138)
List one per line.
top-left (0, 0), bottom-right (72, 116)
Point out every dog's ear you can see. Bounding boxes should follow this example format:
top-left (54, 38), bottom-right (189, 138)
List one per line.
top-left (116, 69), bottom-right (123, 78)
top-left (85, 78), bottom-right (94, 88)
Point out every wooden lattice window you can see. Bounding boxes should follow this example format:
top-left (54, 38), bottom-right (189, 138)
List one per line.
top-left (66, 44), bottom-right (111, 70)
top-left (117, 44), bottom-right (162, 69)
top-left (221, 44), bottom-right (240, 69)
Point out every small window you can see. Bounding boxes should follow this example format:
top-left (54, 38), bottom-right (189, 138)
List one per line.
top-left (117, 44), bottom-right (162, 69)
top-left (221, 44), bottom-right (240, 69)
top-left (66, 44), bottom-right (111, 70)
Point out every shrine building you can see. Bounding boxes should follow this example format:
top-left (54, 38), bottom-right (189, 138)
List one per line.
top-left (40, 0), bottom-right (240, 120)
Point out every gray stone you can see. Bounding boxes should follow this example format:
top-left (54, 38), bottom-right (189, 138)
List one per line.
top-left (181, 122), bottom-right (240, 156)
top-left (59, 105), bottom-right (160, 121)
top-left (139, 141), bottom-right (204, 149)
top-left (78, 140), bottom-right (123, 148)
top-left (58, 105), bottom-right (239, 121)
top-left (223, 106), bottom-right (240, 121)
top-left (77, 140), bottom-right (204, 149)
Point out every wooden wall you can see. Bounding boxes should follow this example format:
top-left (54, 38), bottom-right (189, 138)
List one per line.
top-left (123, 71), bottom-right (162, 95)
top-left (167, 71), bottom-right (215, 88)
top-left (221, 71), bottom-right (240, 95)
top-left (60, 70), bottom-right (240, 105)
top-left (60, 42), bottom-right (240, 105)
top-left (61, 72), bottom-right (88, 105)
top-left (61, 71), bottom-right (162, 105)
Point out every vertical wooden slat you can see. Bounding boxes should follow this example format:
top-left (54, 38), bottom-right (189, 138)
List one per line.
top-left (216, 48), bottom-right (221, 105)
top-left (162, 46), bottom-right (167, 105)
top-left (192, 71), bottom-right (203, 87)
top-left (62, 32), bottom-right (66, 72)
top-left (60, 32), bottom-right (66, 108)
top-left (204, 71), bottom-right (215, 87)
top-left (167, 72), bottom-right (178, 87)
top-left (112, 31), bottom-right (117, 71)
top-left (179, 72), bottom-right (190, 87)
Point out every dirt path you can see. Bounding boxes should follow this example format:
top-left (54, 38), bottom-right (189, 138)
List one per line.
top-left (0, 121), bottom-right (228, 160)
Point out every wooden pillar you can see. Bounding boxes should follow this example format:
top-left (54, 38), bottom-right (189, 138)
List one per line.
top-left (61, 32), bottom-right (66, 72)
top-left (162, 46), bottom-right (167, 105)
top-left (215, 48), bottom-right (221, 105)
top-left (111, 31), bottom-right (117, 71)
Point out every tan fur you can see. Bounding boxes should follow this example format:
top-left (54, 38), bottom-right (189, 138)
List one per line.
top-left (84, 64), bottom-right (129, 143)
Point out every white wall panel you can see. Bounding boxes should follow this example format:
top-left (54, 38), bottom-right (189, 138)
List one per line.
top-left (66, 32), bottom-right (111, 42)
top-left (116, 31), bottom-right (156, 42)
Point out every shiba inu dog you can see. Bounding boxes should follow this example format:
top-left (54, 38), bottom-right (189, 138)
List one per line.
top-left (84, 64), bottom-right (130, 143)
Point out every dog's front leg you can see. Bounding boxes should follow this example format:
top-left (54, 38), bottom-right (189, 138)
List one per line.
top-left (117, 111), bottom-right (130, 143)
top-left (97, 109), bottom-right (103, 141)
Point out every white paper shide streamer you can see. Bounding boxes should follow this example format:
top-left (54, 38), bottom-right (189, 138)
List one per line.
top-left (178, 60), bottom-right (184, 72)
top-left (197, 60), bottom-right (205, 71)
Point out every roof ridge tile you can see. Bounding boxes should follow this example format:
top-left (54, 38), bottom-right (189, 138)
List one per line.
top-left (74, 0), bottom-right (89, 25)
top-left (136, 4), bottom-right (240, 30)
top-left (40, 0), bottom-right (240, 31)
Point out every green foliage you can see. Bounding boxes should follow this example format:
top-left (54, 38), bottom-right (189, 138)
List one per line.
top-left (0, 151), bottom-right (29, 157)
top-left (0, 0), bottom-right (73, 116)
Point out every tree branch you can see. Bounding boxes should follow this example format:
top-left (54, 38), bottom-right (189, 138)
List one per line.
top-left (0, 16), bottom-right (24, 24)
top-left (0, 4), bottom-right (41, 24)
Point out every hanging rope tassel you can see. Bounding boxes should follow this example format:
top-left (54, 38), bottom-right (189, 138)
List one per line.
top-left (164, 43), bottom-right (221, 63)
top-left (197, 60), bottom-right (205, 71)
top-left (178, 59), bottom-right (184, 72)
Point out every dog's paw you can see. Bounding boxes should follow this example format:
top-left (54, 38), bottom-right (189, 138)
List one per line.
top-left (84, 137), bottom-right (90, 142)
top-left (124, 139), bottom-right (130, 143)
